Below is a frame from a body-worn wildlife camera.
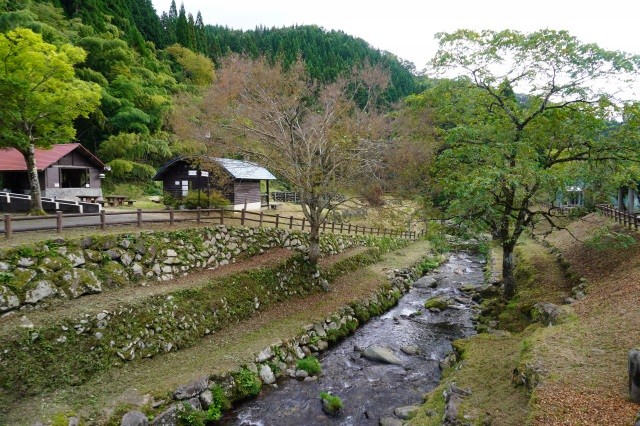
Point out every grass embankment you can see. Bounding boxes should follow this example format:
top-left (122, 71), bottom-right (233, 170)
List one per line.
top-left (410, 238), bottom-right (575, 426)
top-left (413, 214), bottom-right (640, 425)
top-left (3, 239), bottom-right (431, 425)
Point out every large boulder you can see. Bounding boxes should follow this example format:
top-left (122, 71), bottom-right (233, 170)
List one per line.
top-left (361, 346), bottom-right (403, 365)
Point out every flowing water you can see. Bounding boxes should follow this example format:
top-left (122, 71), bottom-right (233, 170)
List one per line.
top-left (222, 251), bottom-right (485, 426)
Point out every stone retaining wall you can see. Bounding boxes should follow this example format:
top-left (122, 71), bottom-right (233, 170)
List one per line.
top-left (0, 226), bottom-right (395, 313)
top-left (0, 227), bottom-right (408, 398)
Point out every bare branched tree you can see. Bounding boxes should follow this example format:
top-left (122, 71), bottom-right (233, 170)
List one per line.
top-left (197, 55), bottom-right (391, 264)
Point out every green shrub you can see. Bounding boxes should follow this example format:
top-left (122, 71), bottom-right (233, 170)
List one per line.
top-left (320, 391), bottom-right (343, 414)
top-left (183, 190), bottom-right (229, 209)
top-left (204, 385), bottom-right (231, 422)
top-left (231, 367), bottom-right (261, 400)
top-left (297, 356), bottom-right (322, 375)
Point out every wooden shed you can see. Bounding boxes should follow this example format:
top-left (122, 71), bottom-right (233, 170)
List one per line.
top-left (153, 157), bottom-right (277, 210)
top-left (0, 143), bottom-right (107, 201)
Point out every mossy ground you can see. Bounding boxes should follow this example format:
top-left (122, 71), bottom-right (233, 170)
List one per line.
top-left (1, 240), bottom-right (431, 424)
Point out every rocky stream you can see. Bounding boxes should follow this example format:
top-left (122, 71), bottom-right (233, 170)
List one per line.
top-left (222, 251), bottom-right (486, 425)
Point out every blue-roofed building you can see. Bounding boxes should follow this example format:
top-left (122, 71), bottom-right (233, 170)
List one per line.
top-left (153, 157), bottom-right (277, 210)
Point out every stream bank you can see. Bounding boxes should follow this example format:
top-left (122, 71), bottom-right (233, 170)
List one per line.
top-left (221, 251), bottom-right (486, 426)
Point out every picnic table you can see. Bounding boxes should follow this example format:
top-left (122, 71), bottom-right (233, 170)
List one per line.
top-left (77, 195), bottom-right (99, 203)
top-left (104, 195), bottom-right (127, 206)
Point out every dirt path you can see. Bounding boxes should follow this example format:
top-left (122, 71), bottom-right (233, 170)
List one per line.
top-left (4, 241), bottom-right (430, 424)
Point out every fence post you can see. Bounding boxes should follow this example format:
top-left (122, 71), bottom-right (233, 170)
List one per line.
top-left (347, 224), bottom-right (351, 234)
top-left (196, 207), bottom-right (201, 225)
top-left (322, 222), bottom-right (326, 233)
top-left (354, 225), bottom-right (358, 235)
top-left (340, 223), bottom-right (344, 234)
top-left (137, 209), bottom-right (142, 227)
top-left (301, 217), bottom-right (305, 231)
top-left (241, 208), bottom-right (246, 226)
top-left (275, 214), bottom-right (280, 228)
top-left (331, 222), bottom-right (335, 233)
top-left (289, 215), bottom-right (293, 230)
top-left (220, 207), bottom-right (225, 225)
top-left (100, 210), bottom-right (106, 229)
top-left (56, 211), bottom-right (63, 233)
top-left (259, 211), bottom-right (264, 227)
top-left (4, 214), bottom-right (11, 239)
top-left (169, 208), bottom-right (174, 226)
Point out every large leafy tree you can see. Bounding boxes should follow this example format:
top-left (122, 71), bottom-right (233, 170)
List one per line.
top-left (0, 28), bottom-right (101, 213)
top-left (186, 55), bottom-right (390, 265)
top-left (422, 29), bottom-right (640, 298)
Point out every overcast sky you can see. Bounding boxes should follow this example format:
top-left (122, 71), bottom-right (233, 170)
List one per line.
top-left (151, 0), bottom-right (640, 71)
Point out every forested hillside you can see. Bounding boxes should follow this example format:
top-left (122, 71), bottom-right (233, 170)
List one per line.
top-left (0, 0), bottom-right (418, 194)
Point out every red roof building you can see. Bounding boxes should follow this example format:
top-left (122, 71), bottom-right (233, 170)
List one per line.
top-left (0, 144), bottom-right (107, 201)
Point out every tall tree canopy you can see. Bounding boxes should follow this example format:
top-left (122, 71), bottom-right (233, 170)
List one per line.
top-left (420, 29), bottom-right (640, 298)
top-left (0, 28), bottom-right (101, 213)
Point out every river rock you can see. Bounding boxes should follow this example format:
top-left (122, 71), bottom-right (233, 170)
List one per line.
top-left (121, 411), bottom-right (148, 426)
top-left (199, 389), bottom-right (213, 409)
top-left (394, 405), bottom-right (420, 420)
top-left (173, 376), bottom-right (208, 400)
top-left (256, 347), bottom-right (275, 363)
top-left (151, 404), bottom-right (177, 425)
top-left (361, 345), bottom-right (403, 365)
top-left (379, 417), bottom-right (402, 426)
top-left (259, 365), bottom-right (276, 385)
top-left (313, 323), bottom-right (327, 338)
top-left (295, 369), bottom-right (309, 379)
top-left (401, 345), bottom-right (420, 355)
top-left (316, 340), bottom-right (329, 351)
top-left (629, 349), bottom-right (640, 402)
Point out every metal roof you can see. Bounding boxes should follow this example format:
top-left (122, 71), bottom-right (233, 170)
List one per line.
top-left (153, 157), bottom-right (276, 181)
top-left (0, 143), bottom-right (105, 171)
top-left (213, 158), bottom-right (276, 180)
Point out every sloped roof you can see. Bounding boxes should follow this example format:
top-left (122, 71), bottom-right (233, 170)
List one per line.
top-left (0, 143), bottom-right (105, 171)
top-left (153, 157), bottom-right (276, 181)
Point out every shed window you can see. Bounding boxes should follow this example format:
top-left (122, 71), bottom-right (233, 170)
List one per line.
top-left (60, 168), bottom-right (89, 188)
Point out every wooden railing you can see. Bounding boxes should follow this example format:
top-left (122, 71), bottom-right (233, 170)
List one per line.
top-left (597, 204), bottom-right (639, 230)
top-left (0, 207), bottom-right (423, 240)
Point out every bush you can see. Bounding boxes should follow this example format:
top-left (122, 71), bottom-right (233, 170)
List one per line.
top-left (183, 190), bottom-right (229, 209)
top-left (297, 356), bottom-right (322, 375)
top-left (204, 385), bottom-right (231, 422)
top-left (231, 367), bottom-right (261, 400)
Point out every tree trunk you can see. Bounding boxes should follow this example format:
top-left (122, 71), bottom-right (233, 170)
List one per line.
top-left (502, 244), bottom-right (516, 299)
top-left (23, 145), bottom-right (44, 215)
top-left (308, 223), bottom-right (320, 266)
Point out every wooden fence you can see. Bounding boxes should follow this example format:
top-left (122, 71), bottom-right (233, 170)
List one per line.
top-left (597, 204), bottom-right (640, 230)
top-left (1, 208), bottom-right (423, 240)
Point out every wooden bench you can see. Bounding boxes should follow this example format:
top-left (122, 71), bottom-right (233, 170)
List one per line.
top-left (126, 200), bottom-right (136, 206)
top-left (269, 203), bottom-right (281, 210)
